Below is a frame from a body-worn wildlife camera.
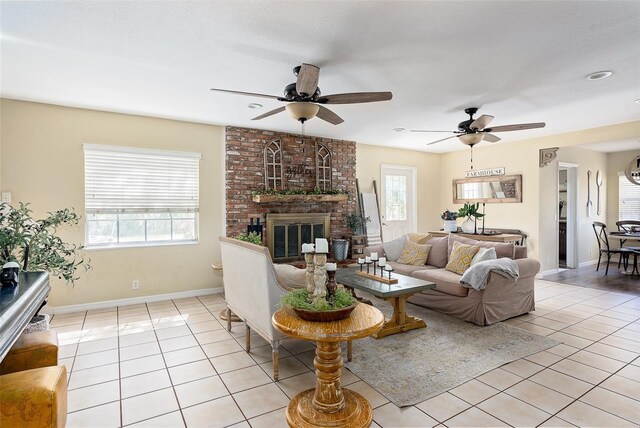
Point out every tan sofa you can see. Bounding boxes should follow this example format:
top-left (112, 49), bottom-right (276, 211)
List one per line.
top-left (364, 233), bottom-right (540, 325)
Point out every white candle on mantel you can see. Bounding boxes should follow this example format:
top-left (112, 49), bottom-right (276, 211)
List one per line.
top-left (357, 258), bottom-right (365, 264)
top-left (325, 263), bottom-right (337, 271)
top-left (385, 264), bottom-right (393, 271)
top-left (378, 257), bottom-right (387, 267)
top-left (370, 252), bottom-right (378, 260)
top-left (365, 256), bottom-right (371, 263)
top-left (301, 243), bottom-right (315, 253)
top-left (315, 238), bottom-right (329, 253)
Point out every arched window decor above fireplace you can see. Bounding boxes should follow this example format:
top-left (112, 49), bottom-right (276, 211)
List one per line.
top-left (315, 142), bottom-right (332, 191)
top-left (264, 139), bottom-right (284, 190)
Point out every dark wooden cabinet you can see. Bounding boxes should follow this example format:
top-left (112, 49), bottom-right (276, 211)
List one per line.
top-left (559, 221), bottom-right (566, 260)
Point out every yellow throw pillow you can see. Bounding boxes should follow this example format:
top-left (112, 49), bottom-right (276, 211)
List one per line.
top-left (445, 241), bottom-right (480, 274)
top-left (397, 240), bottom-right (431, 265)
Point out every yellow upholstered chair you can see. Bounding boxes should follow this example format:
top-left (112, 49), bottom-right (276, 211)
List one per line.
top-left (1, 330), bottom-right (59, 375)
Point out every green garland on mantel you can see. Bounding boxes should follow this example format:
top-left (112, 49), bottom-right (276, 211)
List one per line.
top-left (252, 187), bottom-right (349, 196)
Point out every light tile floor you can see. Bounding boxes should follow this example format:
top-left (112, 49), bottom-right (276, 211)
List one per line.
top-left (51, 280), bottom-right (640, 427)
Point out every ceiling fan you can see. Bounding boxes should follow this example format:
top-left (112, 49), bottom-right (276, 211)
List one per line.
top-left (411, 107), bottom-right (546, 146)
top-left (211, 63), bottom-right (392, 125)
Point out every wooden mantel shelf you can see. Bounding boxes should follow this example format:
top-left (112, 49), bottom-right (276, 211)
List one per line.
top-left (252, 194), bottom-right (348, 204)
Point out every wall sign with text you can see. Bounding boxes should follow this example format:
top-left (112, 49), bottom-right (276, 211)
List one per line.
top-left (465, 167), bottom-right (505, 178)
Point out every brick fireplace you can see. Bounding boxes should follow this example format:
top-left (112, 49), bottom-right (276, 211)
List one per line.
top-left (225, 126), bottom-right (357, 258)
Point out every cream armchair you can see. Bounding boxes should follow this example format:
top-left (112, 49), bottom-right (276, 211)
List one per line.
top-left (219, 236), bottom-right (297, 381)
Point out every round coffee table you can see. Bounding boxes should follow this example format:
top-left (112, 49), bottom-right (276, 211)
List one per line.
top-left (272, 304), bottom-right (384, 428)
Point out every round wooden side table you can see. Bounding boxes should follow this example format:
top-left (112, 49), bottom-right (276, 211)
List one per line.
top-left (272, 304), bottom-right (384, 428)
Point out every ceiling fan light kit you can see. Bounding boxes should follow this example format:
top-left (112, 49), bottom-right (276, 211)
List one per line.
top-left (458, 133), bottom-right (483, 146)
top-left (285, 102), bottom-right (320, 123)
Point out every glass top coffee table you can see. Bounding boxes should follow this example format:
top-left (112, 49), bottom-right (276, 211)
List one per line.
top-left (335, 267), bottom-right (435, 338)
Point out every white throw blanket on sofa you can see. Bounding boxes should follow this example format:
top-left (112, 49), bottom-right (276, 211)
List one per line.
top-left (459, 258), bottom-right (520, 290)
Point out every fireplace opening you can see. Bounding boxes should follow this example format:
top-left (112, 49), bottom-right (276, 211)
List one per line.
top-left (266, 213), bottom-right (330, 262)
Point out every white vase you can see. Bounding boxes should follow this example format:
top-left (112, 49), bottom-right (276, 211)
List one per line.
top-left (443, 220), bottom-right (457, 233)
top-left (461, 217), bottom-right (475, 234)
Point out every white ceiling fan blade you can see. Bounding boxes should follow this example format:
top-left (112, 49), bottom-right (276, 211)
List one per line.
top-left (470, 114), bottom-right (494, 130)
top-left (210, 88), bottom-right (281, 100)
top-left (483, 133), bottom-right (501, 143)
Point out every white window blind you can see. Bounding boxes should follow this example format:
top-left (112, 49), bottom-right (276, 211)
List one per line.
top-left (84, 144), bottom-right (200, 248)
top-left (619, 172), bottom-right (640, 221)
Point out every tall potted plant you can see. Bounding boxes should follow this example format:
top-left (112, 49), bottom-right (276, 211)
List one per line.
top-left (457, 203), bottom-right (484, 234)
top-left (0, 202), bottom-right (91, 284)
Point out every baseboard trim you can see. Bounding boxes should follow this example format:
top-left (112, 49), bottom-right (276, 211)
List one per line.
top-left (44, 287), bottom-right (224, 314)
top-left (537, 269), bottom-right (558, 279)
top-left (579, 259), bottom-right (599, 268)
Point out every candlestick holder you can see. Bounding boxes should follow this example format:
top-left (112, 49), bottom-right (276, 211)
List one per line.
top-left (365, 261), bottom-right (372, 274)
top-left (358, 260), bottom-right (364, 272)
top-left (312, 253), bottom-right (328, 304)
top-left (304, 252), bottom-right (316, 293)
top-left (385, 266), bottom-right (394, 281)
top-left (326, 270), bottom-right (337, 302)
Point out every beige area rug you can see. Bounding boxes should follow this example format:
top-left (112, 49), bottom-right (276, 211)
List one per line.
top-left (344, 300), bottom-right (560, 407)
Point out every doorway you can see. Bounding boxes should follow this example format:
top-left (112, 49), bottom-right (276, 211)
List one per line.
top-left (559, 163), bottom-right (578, 269)
top-left (380, 164), bottom-right (417, 241)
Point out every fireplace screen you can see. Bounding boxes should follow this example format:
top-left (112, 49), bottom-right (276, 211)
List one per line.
top-left (267, 213), bottom-right (330, 261)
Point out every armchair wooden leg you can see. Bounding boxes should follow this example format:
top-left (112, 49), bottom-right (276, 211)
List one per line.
top-left (245, 323), bottom-right (251, 352)
top-left (226, 307), bottom-right (232, 332)
top-left (272, 341), bottom-right (279, 381)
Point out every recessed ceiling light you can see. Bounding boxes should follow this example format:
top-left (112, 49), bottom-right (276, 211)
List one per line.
top-left (393, 127), bottom-right (406, 132)
top-left (248, 103), bottom-right (263, 109)
top-left (635, 98), bottom-right (640, 103)
top-left (585, 70), bottom-right (613, 81)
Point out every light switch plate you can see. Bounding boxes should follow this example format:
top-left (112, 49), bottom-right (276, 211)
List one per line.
top-left (1, 192), bottom-right (11, 203)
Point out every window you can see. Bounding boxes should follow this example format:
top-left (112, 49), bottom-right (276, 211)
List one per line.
top-left (84, 144), bottom-right (200, 248)
top-left (385, 175), bottom-right (407, 221)
top-left (619, 172), bottom-right (640, 220)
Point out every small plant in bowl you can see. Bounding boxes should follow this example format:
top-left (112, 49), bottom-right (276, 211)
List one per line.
top-left (281, 289), bottom-right (357, 322)
top-left (440, 210), bottom-right (458, 221)
top-left (235, 231), bottom-right (262, 245)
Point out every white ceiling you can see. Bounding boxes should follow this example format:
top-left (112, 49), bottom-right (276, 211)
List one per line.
top-left (1, 1), bottom-right (639, 153)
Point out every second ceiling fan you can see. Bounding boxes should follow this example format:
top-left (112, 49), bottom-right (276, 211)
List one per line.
top-left (211, 63), bottom-right (392, 125)
top-left (412, 107), bottom-right (546, 146)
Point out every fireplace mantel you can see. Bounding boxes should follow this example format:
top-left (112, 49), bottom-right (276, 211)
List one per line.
top-left (252, 194), bottom-right (348, 204)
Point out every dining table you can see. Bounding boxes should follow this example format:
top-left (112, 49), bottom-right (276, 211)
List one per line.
top-left (608, 231), bottom-right (640, 276)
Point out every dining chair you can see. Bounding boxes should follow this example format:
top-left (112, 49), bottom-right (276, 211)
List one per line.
top-left (592, 222), bottom-right (633, 275)
top-left (616, 220), bottom-right (640, 248)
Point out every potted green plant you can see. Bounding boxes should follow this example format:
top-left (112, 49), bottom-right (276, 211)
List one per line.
top-left (440, 209), bottom-right (458, 232)
top-left (0, 202), bottom-right (90, 284)
top-left (235, 231), bottom-right (262, 245)
top-left (457, 203), bottom-right (484, 234)
top-left (346, 213), bottom-right (370, 235)
top-left (281, 288), bottom-right (356, 322)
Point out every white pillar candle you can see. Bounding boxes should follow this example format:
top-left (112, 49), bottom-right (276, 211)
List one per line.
top-left (357, 258), bottom-right (365, 264)
top-left (325, 262), bottom-right (337, 271)
top-left (315, 238), bottom-right (329, 253)
top-left (370, 252), bottom-right (378, 260)
top-left (378, 257), bottom-right (386, 267)
top-left (385, 264), bottom-right (393, 271)
top-left (301, 243), bottom-right (315, 253)
top-left (365, 256), bottom-right (371, 263)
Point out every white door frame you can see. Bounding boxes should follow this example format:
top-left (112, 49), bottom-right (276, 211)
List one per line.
top-left (380, 164), bottom-right (418, 236)
top-left (559, 162), bottom-right (578, 269)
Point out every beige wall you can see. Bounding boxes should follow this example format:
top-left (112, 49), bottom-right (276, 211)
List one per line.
top-left (0, 99), bottom-right (225, 307)
top-left (439, 121), bottom-right (640, 268)
top-left (607, 149), bottom-right (640, 224)
top-left (356, 144), bottom-right (442, 234)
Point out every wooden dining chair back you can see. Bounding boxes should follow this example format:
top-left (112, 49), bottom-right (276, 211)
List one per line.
top-left (593, 222), bottom-right (631, 275)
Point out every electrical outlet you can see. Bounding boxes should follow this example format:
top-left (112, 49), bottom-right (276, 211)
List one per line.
top-left (132, 280), bottom-right (139, 290)
top-left (1, 192), bottom-right (11, 203)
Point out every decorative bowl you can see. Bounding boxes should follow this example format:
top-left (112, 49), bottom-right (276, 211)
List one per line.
top-left (292, 303), bottom-right (358, 322)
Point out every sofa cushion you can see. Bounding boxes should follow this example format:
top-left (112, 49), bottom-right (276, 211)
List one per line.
top-left (382, 235), bottom-right (407, 261)
top-left (273, 264), bottom-right (307, 289)
top-left (471, 247), bottom-right (497, 266)
top-left (448, 234), bottom-right (515, 259)
top-left (397, 241), bottom-right (431, 265)
top-left (425, 236), bottom-right (449, 268)
top-left (389, 261), bottom-right (435, 276)
top-left (407, 232), bottom-right (432, 244)
top-left (514, 246), bottom-right (528, 259)
top-left (411, 269), bottom-right (469, 297)
top-left (445, 241), bottom-right (480, 274)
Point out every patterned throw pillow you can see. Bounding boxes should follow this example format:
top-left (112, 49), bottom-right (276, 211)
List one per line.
top-left (397, 240), bottom-right (431, 265)
top-left (445, 241), bottom-right (480, 274)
